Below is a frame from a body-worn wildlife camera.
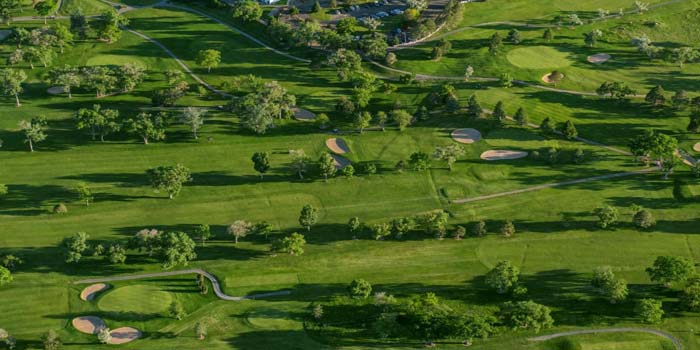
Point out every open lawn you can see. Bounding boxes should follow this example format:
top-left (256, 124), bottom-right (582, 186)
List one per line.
top-left (0, 0), bottom-right (699, 349)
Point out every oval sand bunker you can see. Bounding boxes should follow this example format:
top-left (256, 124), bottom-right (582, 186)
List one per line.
top-left (326, 138), bottom-right (350, 154)
top-left (694, 142), bottom-right (700, 152)
top-left (47, 86), bottom-right (65, 95)
top-left (587, 53), bottom-right (611, 64)
top-left (108, 327), bottom-right (142, 344)
top-left (72, 316), bottom-right (106, 334)
top-left (451, 128), bottom-right (482, 144)
top-left (480, 150), bottom-right (528, 161)
top-left (80, 283), bottom-right (110, 301)
top-left (293, 108), bottom-right (316, 121)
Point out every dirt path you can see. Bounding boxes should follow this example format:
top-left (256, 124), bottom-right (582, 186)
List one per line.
top-left (73, 268), bottom-right (291, 301)
top-left (529, 328), bottom-right (683, 350)
top-left (452, 167), bottom-right (658, 204)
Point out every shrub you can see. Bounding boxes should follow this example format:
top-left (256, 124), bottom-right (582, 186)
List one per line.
top-left (53, 203), bottom-right (68, 214)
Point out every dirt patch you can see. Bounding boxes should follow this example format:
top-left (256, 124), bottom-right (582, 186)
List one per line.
top-left (694, 142), bottom-right (700, 153)
top-left (331, 154), bottom-right (351, 169)
top-left (0, 30), bottom-right (11, 42)
top-left (480, 150), bottom-right (528, 161)
top-left (108, 327), bottom-right (142, 344)
top-left (72, 316), bottom-right (106, 334)
top-left (541, 73), bottom-right (565, 84)
top-left (451, 128), bottom-right (482, 144)
top-left (293, 108), bottom-right (316, 121)
top-left (80, 283), bottom-right (110, 301)
top-left (326, 138), bottom-right (350, 154)
top-left (587, 53), bottom-right (611, 64)
top-left (47, 86), bottom-right (65, 95)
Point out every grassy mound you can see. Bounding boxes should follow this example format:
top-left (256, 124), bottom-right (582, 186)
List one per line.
top-left (506, 46), bottom-right (573, 69)
top-left (98, 285), bottom-right (173, 315)
top-left (86, 54), bottom-right (147, 68)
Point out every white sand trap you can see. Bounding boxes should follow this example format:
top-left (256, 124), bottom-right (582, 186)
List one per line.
top-left (80, 283), bottom-right (110, 301)
top-left (541, 73), bottom-right (565, 84)
top-left (293, 108), bottom-right (316, 121)
top-left (587, 53), bottom-right (611, 64)
top-left (694, 142), bottom-right (700, 152)
top-left (331, 154), bottom-right (351, 169)
top-left (326, 138), bottom-right (350, 154)
top-left (0, 30), bottom-right (11, 42)
top-left (451, 128), bottom-right (482, 144)
top-left (108, 327), bottom-right (142, 345)
top-left (47, 86), bottom-right (65, 95)
top-left (480, 150), bottom-right (528, 161)
top-left (72, 316), bottom-right (106, 334)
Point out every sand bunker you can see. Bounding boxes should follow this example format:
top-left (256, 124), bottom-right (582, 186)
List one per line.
top-left (587, 53), bottom-right (611, 64)
top-left (293, 108), bottom-right (316, 121)
top-left (331, 154), bottom-right (351, 169)
top-left (47, 86), bottom-right (65, 95)
top-left (72, 316), bottom-right (106, 334)
top-left (80, 283), bottom-right (110, 301)
top-left (326, 138), bottom-right (350, 154)
top-left (693, 142), bottom-right (700, 153)
top-left (0, 30), bottom-right (11, 42)
top-left (451, 128), bottom-right (482, 144)
top-left (108, 327), bottom-right (142, 345)
top-left (541, 73), bottom-right (565, 84)
top-left (480, 150), bottom-right (528, 161)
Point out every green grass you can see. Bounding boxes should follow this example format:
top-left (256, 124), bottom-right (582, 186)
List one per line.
top-left (506, 46), bottom-right (574, 69)
top-left (59, 0), bottom-right (114, 15)
top-left (98, 284), bottom-right (173, 314)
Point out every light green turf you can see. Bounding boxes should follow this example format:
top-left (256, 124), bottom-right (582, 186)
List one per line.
top-left (506, 46), bottom-right (574, 69)
top-left (98, 284), bottom-right (173, 314)
top-left (85, 54), bottom-right (147, 68)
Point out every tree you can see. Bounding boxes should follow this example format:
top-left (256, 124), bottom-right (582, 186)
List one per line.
top-left (499, 300), bottom-right (553, 333)
top-left (635, 298), bottom-right (663, 324)
top-left (251, 152), bottom-right (271, 179)
top-left (593, 205), bottom-right (619, 229)
top-left (591, 266), bottom-right (615, 289)
top-left (540, 117), bottom-right (555, 134)
top-left (0, 68), bottom-right (27, 107)
top-left (669, 47), bottom-right (699, 68)
top-left (514, 107), bottom-right (527, 126)
top-left (681, 279), bottom-right (700, 311)
top-left (194, 224), bottom-right (212, 246)
top-left (96, 328), bottom-right (111, 344)
top-left (635, 0), bottom-right (649, 13)
top-left (116, 63), bottom-right (145, 92)
top-left (385, 52), bottom-right (397, 66)
top-left (272, 232), bottom-right (306, 255)
top-left (160, 231), bottom-right (197, 269)
top-left (299, 204), bottom-right (318, 231)
top-left (466, 94), bottom-right (482, 119)
top-left (129, 228), bottom-right (160, 256)
top-left (169, 300), bottom-right (186, 320)
top-left (0, 266), bottom-right (11, 287)
top-left (68, 10), bottom-right (88, 38)
top-left (1, 254), bottom-right (22, 270)
top-left (500, 220), bottom-right (516, 237)
top-left (561, 120), bottom-right (578, 139)
top-left (34, 0), bottom-right (57, 25)
top-left (348, 279), bottom-right (372, 298)
top-left (628, 130), bottom-right (678, 172)
top-left (232, 1), bottom-right (262, 22)
top-left (179, 107), bottom-right (206, 139)
top-left (107, 243), bottom-right (126, 264)
top-left (42, 329), bottom-right (61, 350)
top-left (18, 116), bottom-right (47, 152)
top-left (289, 149), bottom-right (310, 179)
top-left (98, 9), bottom-right (128, 43)
top-left (359, 32), bottom-right (388, 59)
top-left (409, 152), bottom-right (431, 171)
top-left (542, 28), bottom-right (554, 42)
top-left (633, 209), bottom-right (656, 229)
top-left (46, 65), bottom-right (81, 98)
top-left (646, 256), bottom-right (695, 287)
top-left (489, 32), bottom-right (502, 55)
top-left (499, 72), bottom-right (514, 88)
top-left (127, 112), bottom-right (168, 144)
top-left (471, 220), bottom-right (487, 237)
top-left (235, 81), bottom-right (296, 134)
top-left (583, 29), bottom-right (602, 47)
top-left (227, 220), bottom-right (251, 244)
top-left (492, 101), bottom-right (507, 124)
top-left (391, 109), bottom-right (412, 131)
top-left (196, 49), bottom-right (221, 73)
top-left (327, 48), bottom-right (362, 81)
top-left (671, 90), bottom-right (690, 110)
top-left (75, 104), bottom-right (120, 142)
top-left (194, 322), bottom-right (207, 340)
top-left (391, 217), bottom-right (412, 239)
top-left (354, 111), bottom-right (372, 134)
top-left (604, 278), bottom-right (628, 304)
top-left (75, 183), bottom-right (93, 206)
top-left (645, 85), bottom-right (666, 106)
top-left (485, 260), bottom-right (519, 294)
top-left (63, 232), bottom-right (89, 263)
top-left (318, 152), bottom-right (337, 181)
top-left (433, 144), bottom-right (465, 170)
top-left (146, 164), bottom-right (192, 199)
top-left (507, 29), bottom-right (521, 44)
top-left (547, 70), bottom-right (564, 86)
top-left (82, 66), bottom-right (117, 98)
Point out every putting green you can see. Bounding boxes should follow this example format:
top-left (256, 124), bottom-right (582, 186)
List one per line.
top-left (507, 46), bottom-right (573, 69)
top-left (97, 285), bottom-right (172, 315)
top-left (85, 54), bottom-right (147, 68)
top-left (245, 308), bottom-right (301, 330)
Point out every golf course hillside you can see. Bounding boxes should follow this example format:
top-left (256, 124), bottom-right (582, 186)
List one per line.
top-left (0, 0), bottom-right (699, 349)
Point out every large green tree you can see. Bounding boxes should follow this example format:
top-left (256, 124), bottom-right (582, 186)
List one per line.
top-left (646, 256), bottom-right (695, 287)
top-left (485, 260), bottom-right (520, 294)
top-left (75, 104), bottom-right (120, 141)
top-left (146, 164), bottom-right (192, 199)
